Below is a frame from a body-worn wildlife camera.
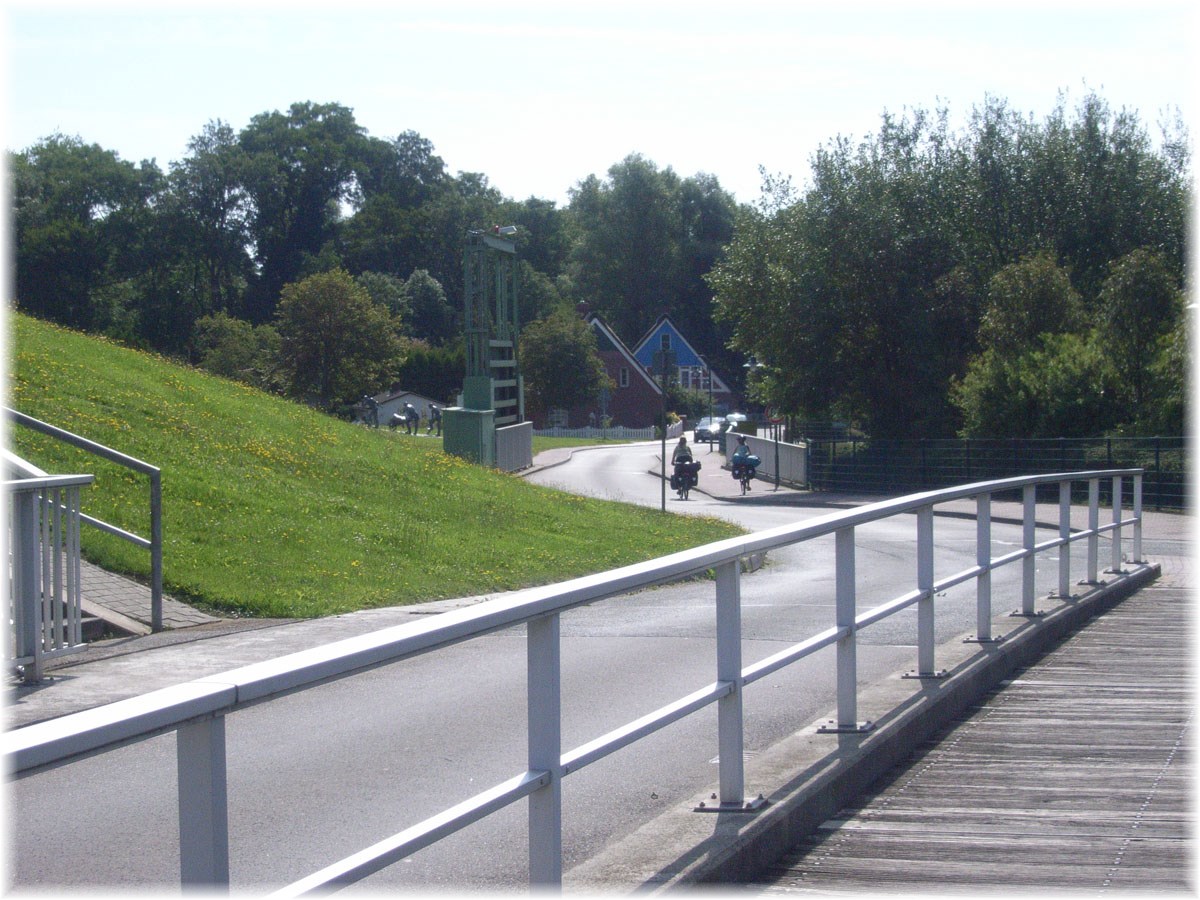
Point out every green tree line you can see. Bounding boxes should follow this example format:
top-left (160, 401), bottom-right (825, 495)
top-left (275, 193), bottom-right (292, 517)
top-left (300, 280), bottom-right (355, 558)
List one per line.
top-left (710, 93), bottom-right (1189, 438)
top-left (11, 93), bottom-right (1189, 436)
top-left (11, 100), bottom-right (738, 413)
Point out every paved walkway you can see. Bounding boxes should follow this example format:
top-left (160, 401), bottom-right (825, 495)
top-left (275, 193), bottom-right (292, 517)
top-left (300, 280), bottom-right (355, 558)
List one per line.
top-left (755, 552), bottom-right (1192, 893)
top-left (80, 563), bottom-right (220, 634)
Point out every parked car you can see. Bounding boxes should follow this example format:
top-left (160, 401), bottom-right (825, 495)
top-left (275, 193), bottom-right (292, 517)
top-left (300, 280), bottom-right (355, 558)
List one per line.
top-left (693, 417), bottom-right (722, 444)
top-left (724, 412), bottom-right (747, 431)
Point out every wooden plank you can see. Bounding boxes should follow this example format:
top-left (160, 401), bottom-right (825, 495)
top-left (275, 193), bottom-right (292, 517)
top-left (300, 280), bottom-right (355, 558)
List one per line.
top-left (756, 581), bottom-right (1191, 893)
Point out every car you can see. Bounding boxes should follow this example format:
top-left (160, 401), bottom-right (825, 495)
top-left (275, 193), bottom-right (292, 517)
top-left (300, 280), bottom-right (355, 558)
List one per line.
top-left (724, 412), bottom-right (747, 428)
top-left (693, 417), bottom-right (721, 444)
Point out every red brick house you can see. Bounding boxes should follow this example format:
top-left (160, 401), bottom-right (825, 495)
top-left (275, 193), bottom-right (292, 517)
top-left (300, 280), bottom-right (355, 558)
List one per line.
top-left (552, 313), bottom-right (662, 429)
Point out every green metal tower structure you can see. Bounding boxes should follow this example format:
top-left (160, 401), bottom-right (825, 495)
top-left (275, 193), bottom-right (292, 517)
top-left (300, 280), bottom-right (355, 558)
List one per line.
top-left (443, 227), bottom-right (525, 465)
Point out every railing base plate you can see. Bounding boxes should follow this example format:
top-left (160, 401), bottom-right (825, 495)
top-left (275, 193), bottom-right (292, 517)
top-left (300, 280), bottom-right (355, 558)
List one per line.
top-left (693, 795), bottom-right (769, 813)
top-left (963, 635), bottom-right (1004, 644)
top-left (816, 720), bottom-right (875, 734)
top-left (902, 670), bottom-right (948, 680)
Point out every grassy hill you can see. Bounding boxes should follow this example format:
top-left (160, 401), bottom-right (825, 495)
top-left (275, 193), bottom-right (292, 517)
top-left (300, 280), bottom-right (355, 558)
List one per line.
top-left (9, 314), bottom-right (742, 618)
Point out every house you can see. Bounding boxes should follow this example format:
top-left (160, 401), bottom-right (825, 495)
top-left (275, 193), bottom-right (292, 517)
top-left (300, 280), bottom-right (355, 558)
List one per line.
top-left (554, 313), bottom-right (662, 429)
top-left (631, 315), bottom-right (735, 411)
top-left (359, 388), bottom-right (442, 428)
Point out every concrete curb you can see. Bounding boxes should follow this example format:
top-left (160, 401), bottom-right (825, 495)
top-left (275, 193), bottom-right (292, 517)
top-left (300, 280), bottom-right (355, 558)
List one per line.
top-left (565, 561), bottom-right (1161, 892)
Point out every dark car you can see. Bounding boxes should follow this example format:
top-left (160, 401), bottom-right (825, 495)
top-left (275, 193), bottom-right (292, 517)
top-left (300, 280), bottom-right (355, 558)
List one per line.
top-left (693, 417), bottom-right (721, 444)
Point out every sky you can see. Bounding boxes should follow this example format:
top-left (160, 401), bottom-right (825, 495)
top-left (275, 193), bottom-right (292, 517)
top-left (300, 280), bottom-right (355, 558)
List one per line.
top-left (2, 0), bottom-right (1195, 207)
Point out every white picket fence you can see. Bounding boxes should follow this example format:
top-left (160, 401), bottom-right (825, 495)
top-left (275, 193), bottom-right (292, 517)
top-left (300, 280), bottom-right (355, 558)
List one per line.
top-left (533, 421), bottom-right (684, 441)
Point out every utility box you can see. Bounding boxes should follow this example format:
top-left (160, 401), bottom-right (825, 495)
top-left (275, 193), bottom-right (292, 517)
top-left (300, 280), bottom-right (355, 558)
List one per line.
top-left (443, 407), bottom-right (495, 466)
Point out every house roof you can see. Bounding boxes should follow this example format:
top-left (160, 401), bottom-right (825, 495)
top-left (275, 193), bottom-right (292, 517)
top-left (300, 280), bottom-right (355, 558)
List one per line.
top-left (586, 314), bottom-right (662, 395)
top-left (372, 388), bottom-right (439, 407)
top-left (630, 314), bottom-right (732, 394)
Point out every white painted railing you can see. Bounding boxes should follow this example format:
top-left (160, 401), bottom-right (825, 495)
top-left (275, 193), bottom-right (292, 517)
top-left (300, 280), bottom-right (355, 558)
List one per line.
top-left (5, 452), bottom-right (94, 682)
top-left (534, 421), bottom-right (684, 441)
top-left (733, 433), bottom-right (808, 487)
top-left (7, 408), bottom-right (165, 631)
top-left (4, 470), bottom-right (1144, 892)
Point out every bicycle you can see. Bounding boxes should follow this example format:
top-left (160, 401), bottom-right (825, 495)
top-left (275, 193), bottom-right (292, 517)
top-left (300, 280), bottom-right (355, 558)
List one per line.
top-left (733, 463), bottom-right (754, 495)
top-left (672, 460), bottom-right (700, 501)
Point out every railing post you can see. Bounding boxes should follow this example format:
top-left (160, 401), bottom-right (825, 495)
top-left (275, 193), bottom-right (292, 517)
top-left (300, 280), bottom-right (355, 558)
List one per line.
top-left (916, 506), bottom-right (939, 676)
top-left (65, 485), bottom-right (83, 646)
top-left (1108, 475), bottom-right (1124, 574)
top-left (973, 493), bottom-right (993, 642)
top-left (1057, 481), bottom-right (1073, 600)
top-left (150, 470), bottom-right (164, 633)
top-left (527, 613), bottom-right (562, 888)
top-left (1087, 478), bottom-right (1100, 583)
top-left (1021, 485), bottom-right (1037, 615)
top-left (11, 489), bottom-right (44, 682)
top-left (715, 560), bottom-right (745, 805)
top-left (177, 716), bottom-right (230, 890)
top-left (38, 489), bottom-right (51, 651)
top-left (835, 527), bottom-right (858, 726)
top-left (1133, 473), bottom-right (1144, 563)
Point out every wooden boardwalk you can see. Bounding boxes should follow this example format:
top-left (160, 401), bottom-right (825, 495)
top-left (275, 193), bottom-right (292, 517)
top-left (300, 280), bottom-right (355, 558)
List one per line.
top-left (757, 567), bottom-right (1192, 894)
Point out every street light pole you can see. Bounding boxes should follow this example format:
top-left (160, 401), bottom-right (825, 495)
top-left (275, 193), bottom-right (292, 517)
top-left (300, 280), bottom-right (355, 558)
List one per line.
top-left (699, 355), bottom-right (714, 453)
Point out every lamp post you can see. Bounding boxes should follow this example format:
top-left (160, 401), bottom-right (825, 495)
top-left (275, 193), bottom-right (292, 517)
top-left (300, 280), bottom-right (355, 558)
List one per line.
top-left (745, 356), bottom-right (781, 489)
top-left (699, 355), bottom-right (714, 453)
top-left (655, 348), bottom-right (675, 511)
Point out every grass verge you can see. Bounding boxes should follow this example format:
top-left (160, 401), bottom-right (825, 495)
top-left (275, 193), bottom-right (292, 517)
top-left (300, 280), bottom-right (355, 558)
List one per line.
top-left (9, 315), bottom-right (743, 618)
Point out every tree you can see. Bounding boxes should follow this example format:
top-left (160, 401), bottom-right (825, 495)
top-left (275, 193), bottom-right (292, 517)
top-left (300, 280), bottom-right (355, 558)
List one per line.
top-left (1140, 315), bottom-right (1187, 436)
top-left (12, 135), bottom-right (164, 332)
top-left (1095, 248), bottom-right (1183, 414)
top-left (519, 311), bottom-right (610, 421)
top-left (709, 181), bottom-right (845, 424)
top-left (274, 269), bottom-right (402, 409)
top-left (401, 269), bottom-right (457, 345)
top-left (239, 102), bottom-right (369, 322)
top-left (711, 91), bottom-right (1189, 439)
top-left (977, 252), bottom-right (1082, 355)
top-left (192, 311), bottom-right (280, 391)
top-left (517, 261), bottom-right (568, 325)
top-left (568, 154), bottom-right (683, 342)
top-left (951, 333), bottom-right (1120, 438)
top-left (356, 271), bottom-right (411, 328)
top-left (713, 110), bottom-right (970, 438)
top-left (392, 340), bottom-right (465, 405)
top-left (356, 130), bottom-right (449, 209)
top-left (168, 120), bottom-right (253, 317)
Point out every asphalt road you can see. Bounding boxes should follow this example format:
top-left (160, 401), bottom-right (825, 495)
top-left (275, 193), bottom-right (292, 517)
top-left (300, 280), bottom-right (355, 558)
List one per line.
top-left (10, 443), bottom-right (1054, 892)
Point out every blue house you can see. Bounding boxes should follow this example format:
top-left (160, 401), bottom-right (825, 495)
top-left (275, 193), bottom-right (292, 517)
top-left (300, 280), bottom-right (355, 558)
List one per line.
top-left (631, 315), bottom-right (734, 411)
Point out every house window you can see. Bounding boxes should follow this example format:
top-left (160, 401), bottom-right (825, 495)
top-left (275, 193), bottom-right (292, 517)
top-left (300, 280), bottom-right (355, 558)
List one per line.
top-left (619, 367), bottom-right (629, 388)
top-left (548, 408), bottom-right (569, 427)
top-left (660, 333), bottom-right (671, 351)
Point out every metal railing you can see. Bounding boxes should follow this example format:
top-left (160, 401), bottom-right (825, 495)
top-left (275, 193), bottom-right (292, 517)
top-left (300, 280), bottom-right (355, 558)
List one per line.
top-left (5, 452), bottom-right (94, 682)
top-left (496, 421), bottom-right (534, 472)
top-left (6, 408), bottom-right (164, 631)
top-left (4, 469), bottom-right (1145, 892)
